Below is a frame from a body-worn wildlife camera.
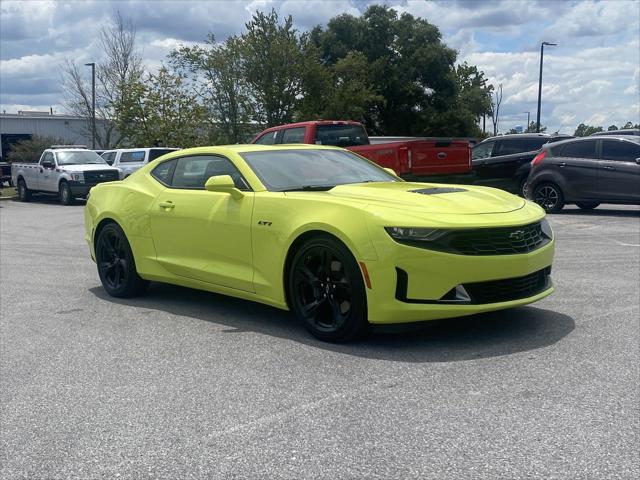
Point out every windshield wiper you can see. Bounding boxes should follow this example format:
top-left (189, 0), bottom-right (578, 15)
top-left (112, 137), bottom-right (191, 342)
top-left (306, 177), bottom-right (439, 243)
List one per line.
top-left (279, 185), bottom-right (335, 192)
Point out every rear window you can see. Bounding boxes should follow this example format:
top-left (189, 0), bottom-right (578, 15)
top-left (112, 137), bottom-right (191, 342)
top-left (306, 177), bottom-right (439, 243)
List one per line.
top-left (315, 124), bottom-right (369, 147)
top-left (120, 151), bottom-right (146, 163)
top-left (149, 149), bottom-right (177, 162)
top-left (601, 140), bottom-right (640, 161)
top-left (555, 140), bottom-right (598, 159)
top-left (281, 128), bottom-right (306, 144)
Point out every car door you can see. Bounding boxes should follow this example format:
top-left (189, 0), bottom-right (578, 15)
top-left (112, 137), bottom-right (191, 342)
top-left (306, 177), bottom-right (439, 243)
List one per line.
top-left (597, 139), bottom-right (640, 202)
top-left (474, 138), bottom-right (538, 191)
top-left (149, 155), bottom-right (255, 292)
top-left (550, 139), bottom-right (600, 200)
top-left (39, 152), bottom-right (57, 192)
top-left (470, 140), bottom-right (495, 183)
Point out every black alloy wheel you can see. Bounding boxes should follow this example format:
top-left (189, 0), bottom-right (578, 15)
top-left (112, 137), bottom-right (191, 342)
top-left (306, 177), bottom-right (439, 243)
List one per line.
top-left (533, 183), bottom-right (565, 213)
top-left (96, 223), bottom-right (149, 298)
top-left (576, 202), bottom-right (600, 210)
top-left (288, 235), bottom-right (368, 342)
top-left (59, 181), bottom-right (73, 205)
top-left (17, 179), bottom-right (31, 202)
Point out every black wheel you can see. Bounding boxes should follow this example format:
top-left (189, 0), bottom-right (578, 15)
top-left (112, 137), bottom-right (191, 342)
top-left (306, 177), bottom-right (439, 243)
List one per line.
top-left (518, 178), bottom-right (528, 198)
top-left (288, 235), bottom-right (369, 342)
top-left (59, 181), bottom-right (73, 205)
top-left (17, 178), bottom-right (31, 202)
top-left (96, 223), bottom-right (149, 298)
top-left (533, 182), bottom-right (565, 213)
top-left (576, 202), bottom-right (600, 210)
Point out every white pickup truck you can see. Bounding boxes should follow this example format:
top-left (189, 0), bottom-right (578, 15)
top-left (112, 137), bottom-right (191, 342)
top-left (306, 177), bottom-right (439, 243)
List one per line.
top-left (12, 148), bottom-right (121, 205)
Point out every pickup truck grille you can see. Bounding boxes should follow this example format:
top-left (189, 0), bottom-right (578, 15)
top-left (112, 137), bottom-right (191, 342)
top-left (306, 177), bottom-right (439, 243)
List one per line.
top-left (84, 170), bottom-right (119, 184)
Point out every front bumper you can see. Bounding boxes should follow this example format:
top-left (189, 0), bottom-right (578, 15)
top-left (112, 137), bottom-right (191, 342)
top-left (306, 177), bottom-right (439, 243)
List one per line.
top-left (363, 236), bottom-right (555, 324)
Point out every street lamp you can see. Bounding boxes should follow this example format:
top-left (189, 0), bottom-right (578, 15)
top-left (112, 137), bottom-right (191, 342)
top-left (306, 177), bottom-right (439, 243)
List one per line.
top-left (536, 42), bottom-right (556, 133)
top-left (523, 111), bottom-right (531, 132)
top-left (84, 62), bottom-right (96, 149)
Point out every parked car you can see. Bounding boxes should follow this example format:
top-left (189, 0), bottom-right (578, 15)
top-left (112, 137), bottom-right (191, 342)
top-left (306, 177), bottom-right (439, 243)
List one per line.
top-left (101, 147), bottom-right (179, 177)
top-left (12, 148), bottom-right (121, 204)
top-left (85, 144), bottom-right (554, 342)
top-left (590, 129), bottom-right (639, 137)
top-left (466, 133), bottom-right (573, 196)
top-left (251, 120), bottom-right (471, 178)
top-left (526, 136), bottom-right (640, 213)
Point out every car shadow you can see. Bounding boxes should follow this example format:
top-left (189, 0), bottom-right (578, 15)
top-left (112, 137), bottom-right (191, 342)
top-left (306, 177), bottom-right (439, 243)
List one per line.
top-left (10, 196), bottom-right (86, 206)
top-left (554, 206), bottom-right (640, 217)
top-left (89, 283), bottom-right (574, 363)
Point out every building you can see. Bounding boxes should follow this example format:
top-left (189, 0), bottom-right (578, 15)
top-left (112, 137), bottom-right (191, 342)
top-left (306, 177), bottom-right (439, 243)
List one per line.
top-left (0, 111), bottom-right (112, 158)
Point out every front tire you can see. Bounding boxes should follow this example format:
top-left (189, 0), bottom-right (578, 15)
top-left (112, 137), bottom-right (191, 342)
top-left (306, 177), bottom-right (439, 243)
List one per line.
top-left (96, 223), bottom-right (149, 298)
top-left (287, 235), bottom-right (369, 342)
top-left (59, 181), bottom-right (73, 205)
top-left (533, 182), bottom-right (565, 213)
top-left (17, 178), bottom-right (31, 202)
top-left (576, 202), bottom-right (600, 210)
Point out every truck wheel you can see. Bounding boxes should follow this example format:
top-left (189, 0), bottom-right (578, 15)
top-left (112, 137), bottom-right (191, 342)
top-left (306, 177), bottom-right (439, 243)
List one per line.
top-left (96, 223), bottom-right (149, 298)
top-left (17, 179), bottom-right (31, 202)
top-left (59, 181), bottom-right (73, 205)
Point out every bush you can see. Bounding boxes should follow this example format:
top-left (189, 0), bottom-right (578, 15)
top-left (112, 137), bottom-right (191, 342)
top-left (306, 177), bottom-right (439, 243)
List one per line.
top-left (6, 135), bottom-right (65, 163)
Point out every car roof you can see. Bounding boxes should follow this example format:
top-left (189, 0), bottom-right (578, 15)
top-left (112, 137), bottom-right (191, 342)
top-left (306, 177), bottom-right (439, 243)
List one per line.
top-left (475, 133), bottom-right (571, 143)
top-left (542, 135), bottom-right (640, 149)
top-left (590, 129), bottom-right (640, 136)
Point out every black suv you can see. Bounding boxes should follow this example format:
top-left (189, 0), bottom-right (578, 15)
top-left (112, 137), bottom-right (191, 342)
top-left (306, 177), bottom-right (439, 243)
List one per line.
top-left (470, 134), bottom-right (572, 195)
top-left (527, 136), bottom-right (640, 213)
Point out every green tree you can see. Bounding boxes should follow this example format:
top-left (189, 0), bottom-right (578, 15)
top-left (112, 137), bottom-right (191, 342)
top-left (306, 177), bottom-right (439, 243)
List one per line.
top-left (622, 121), bottom-right (640, 129)
top-left (6, 135), bottom-right (65, 163)
top-left (113, 67), bottom-right (205, 147)
top-left (574, 123), bottom-right (603, 136)
top-left (170, 34), bottom-right (253, 144)
top-left (607, 125), bottom-right (618, 131)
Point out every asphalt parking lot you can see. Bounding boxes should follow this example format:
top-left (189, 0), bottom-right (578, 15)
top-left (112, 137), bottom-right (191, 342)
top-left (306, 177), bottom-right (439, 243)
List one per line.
top-left (1, 198), bottom-right (638, 479)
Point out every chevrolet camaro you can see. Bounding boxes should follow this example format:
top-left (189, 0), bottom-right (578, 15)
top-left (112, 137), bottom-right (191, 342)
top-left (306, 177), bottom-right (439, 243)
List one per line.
top-left (84, 144), bottom-right (555, 342)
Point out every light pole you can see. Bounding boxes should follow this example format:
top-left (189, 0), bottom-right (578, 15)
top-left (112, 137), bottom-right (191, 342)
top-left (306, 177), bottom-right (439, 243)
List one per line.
top-left (536, 42), bottom-right (556, 133)
top-left (85, 62), bottom-right (96, 149)
top-left (524, 111), bottom-right (531, 132)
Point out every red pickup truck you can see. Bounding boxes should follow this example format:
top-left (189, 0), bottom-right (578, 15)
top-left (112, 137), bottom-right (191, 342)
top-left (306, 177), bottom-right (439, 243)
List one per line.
top-left (251, 120), bottom-right (471, 177)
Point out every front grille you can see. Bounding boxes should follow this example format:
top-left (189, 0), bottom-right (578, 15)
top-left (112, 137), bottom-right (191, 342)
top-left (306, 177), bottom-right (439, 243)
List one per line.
top-left (447, 222), bottom-right (547, 255)
top-left (463, 267), bottom-right (551, 304)
top-left (84, 170), bottom-right (119, 184)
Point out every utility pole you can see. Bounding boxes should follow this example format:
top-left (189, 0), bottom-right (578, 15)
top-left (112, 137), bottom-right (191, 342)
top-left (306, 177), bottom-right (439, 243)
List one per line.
top-left (536, 42), bottom-right (556, 133)
top-left (524, 111), bottom-right (531, 132)
top-left (85, 62), bottom-right (96, 149)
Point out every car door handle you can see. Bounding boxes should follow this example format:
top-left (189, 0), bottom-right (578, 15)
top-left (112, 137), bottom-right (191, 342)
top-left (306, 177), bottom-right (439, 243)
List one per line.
top-left (159, 201), bottom-right (175, 209)
top-left (603, 165), bottom-right (615, 171)
top-left (557, 162), bottom-right (566, 168)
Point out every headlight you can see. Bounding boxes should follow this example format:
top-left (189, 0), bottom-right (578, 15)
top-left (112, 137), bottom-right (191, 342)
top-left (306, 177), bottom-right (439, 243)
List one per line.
top-left (70, 172), bottom-right (84, 183)
top-left (385, 227), bottom-right (447, 242)
top-left (540, 217), bottom-right (553, 239)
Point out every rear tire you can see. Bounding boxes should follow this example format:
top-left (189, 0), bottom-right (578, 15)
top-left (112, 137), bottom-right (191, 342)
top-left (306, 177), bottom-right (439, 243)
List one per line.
top-left (287, 235), bottom-right (369, 342)
top-left (533, 182), bottom-right (565, 213)
top-left (17, 178), bottom-right (31, 202)
top-left (59, 181), bottom-right (73, 205)
top-left (96, 223), bottom-right (149, 298)
top-left (576, 202), bottom-right (600, 210)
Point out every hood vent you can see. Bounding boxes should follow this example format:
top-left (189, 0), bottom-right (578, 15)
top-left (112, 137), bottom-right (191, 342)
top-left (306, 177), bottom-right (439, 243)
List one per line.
top-left (409, 187), bottom-right (468, 195)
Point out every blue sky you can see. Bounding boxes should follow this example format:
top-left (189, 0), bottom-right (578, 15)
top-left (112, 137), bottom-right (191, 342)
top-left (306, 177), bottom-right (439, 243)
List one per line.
top-left (1, 0), bottom-right (638, 134)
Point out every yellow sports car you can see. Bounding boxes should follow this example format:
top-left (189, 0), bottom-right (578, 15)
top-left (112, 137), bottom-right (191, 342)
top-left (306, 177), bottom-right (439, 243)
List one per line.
top-left (84, 144), bottom-right (554, 342)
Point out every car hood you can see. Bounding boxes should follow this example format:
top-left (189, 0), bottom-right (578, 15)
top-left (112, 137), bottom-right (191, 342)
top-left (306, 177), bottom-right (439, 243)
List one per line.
top-left (59, 164), bottom-right (119, 172)
top-left (324, 182), bottom-right (526, 215)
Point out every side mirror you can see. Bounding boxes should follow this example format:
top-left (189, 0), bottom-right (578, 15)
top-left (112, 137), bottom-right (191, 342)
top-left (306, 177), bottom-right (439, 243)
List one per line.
top-left (42, 161), bottom-right (54, 169)
top-left (383, 167), bottom-right (397, 176)
top-left (204, 175), bottom-right (245, 199)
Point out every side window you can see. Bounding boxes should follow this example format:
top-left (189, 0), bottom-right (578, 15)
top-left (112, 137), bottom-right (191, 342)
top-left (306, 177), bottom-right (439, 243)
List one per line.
top-left (472, 141), bottom-right (494, 160)
top-left (601, 140), bottom-right (640, 161)
top-left (102, 152), bottom-right (116, 165)
top-left (521, 138), bottom-right (549, 152)
top-left (120, 150), bottom-right (146, 163)
top-left (556, 140), bottom-right (598, 159)
top-left (151, 159), bottom-right (177, 186)
top-left (495, 139), bottom-right (526, 156)
top-left (255, 131), bottom-right (278, 145)
top-left (171, 155), bottom-right (249, 190)
top-left (42, 152), bottom-right (55, 167)
top-left (281, 127), bottom-right (306, 144)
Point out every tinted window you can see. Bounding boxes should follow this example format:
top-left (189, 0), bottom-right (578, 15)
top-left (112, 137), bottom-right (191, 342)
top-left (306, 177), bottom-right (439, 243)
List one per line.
top-left (601, 140), bottom-right (640, 161)
top-left (556, 140), bottom-right (598, 159)
top-left (101, 152), bottom-right (116, 165)
top-left (472, 141), bottom-right (493, 160)
top-left (120, 151), bottom-right (146, 163)
top-left (315, 124), bottom-right (369, 147)
top-left (149, 149), bottom-right (177, 161)
top-left (151, 159), bottom-right (177, 185)
top-left (255, 131), bottom-right (278, 145)
top-left (281, 128), bottom-right (306, 144)
top-left (171, 155), bottom-right (248, 190)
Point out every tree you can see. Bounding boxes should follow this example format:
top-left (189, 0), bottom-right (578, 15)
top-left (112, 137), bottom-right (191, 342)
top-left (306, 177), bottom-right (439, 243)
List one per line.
top-left (61, 11), bottom-right (143, 148)
top-left (607, 125), bottom-right (619, 131)
top-left (240, 9), bottom-right (305, 126)
top-left (490, 83), bottom-right (503, 136)
top-left (574, 123), bottom-right (603, 137)
top-left (6, 136), bottom-right (64, 163)
top-left (622, 121), bottom-right (640, 129)
top-left (113, 67), bottom-right (206, 147)
top-left (170, 34), bottom-right (253, 144)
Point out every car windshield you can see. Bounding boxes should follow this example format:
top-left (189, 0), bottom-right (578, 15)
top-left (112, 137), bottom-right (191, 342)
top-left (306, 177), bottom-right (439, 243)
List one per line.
top-left (56, 151), bottom-right (107, 165)
top-left (315, 125), bottom-right (370, 147)
top-left (240, 149), bottom-right (398, 192)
